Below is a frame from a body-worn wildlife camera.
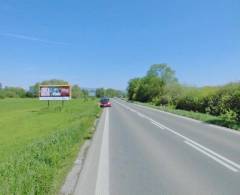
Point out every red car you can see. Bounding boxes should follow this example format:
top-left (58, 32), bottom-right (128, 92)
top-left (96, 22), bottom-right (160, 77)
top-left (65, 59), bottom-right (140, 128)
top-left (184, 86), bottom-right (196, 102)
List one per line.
top-left (99, 97), bottom-right (112, 107)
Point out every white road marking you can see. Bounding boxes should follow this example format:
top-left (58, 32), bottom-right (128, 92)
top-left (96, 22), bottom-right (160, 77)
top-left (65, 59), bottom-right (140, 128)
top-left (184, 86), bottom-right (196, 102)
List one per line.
top-left (207, 124), bottom-right (240, 136)
top-left (185, 141), bottom-right (238, 172)
top-left (114, 100), bottom-right (240, 173)
top-left (132, 102), bottom-right (201, 123)
top-left (137, 112), bottom-right (145, 118)
top-left (118, 99), bottom-right (240, 136)
top-left (95, 108), bottom-right (110, 195)
top-left (151, 121), bottom-right (165, 129)
top-left (186, 139), bottom-right (240, 170)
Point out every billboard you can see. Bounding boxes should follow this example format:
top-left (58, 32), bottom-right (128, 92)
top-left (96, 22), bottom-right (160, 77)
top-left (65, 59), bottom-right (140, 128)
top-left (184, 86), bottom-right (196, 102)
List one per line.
top-left (39, 85), bottom-right (71, 100)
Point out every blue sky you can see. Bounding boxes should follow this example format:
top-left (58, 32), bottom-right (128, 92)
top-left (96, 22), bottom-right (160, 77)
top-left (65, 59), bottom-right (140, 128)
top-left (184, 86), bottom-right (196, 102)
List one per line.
top-left (0, 0), bottom-right (239, 90)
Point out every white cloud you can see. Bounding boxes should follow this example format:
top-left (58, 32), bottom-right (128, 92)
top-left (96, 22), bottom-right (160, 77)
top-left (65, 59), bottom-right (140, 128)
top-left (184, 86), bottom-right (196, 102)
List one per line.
top-left (0, 33), bottom-right (69, 45)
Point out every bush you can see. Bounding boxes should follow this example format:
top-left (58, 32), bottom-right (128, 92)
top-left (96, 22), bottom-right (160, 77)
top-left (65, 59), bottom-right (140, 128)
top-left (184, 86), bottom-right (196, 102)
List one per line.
top-left (176, 96), bottom-right (198, 111)
top-left (153, 95), bottom-right (171, 106)
top-left (220, 89), bottom-right (240, 122)
top-left (0, 87), bottom-right (26, 98)
top-left (0, 91), bottom-right (5, 99)
top-left (220, 110), bottom-right (237, 123)
top-left (127, 63), bottom-right (240, 125)
top-left (203, 93), bottom-right (221, 115)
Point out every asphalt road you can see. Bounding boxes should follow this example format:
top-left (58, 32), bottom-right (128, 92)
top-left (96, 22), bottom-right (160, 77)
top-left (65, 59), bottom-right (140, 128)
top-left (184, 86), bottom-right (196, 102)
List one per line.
top-left (74, 98), bottom-right (240, 195)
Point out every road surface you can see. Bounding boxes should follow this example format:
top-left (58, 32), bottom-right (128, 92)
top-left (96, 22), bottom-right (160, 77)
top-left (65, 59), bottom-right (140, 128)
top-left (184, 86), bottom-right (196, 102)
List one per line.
top-left (74, 99), bottom-right (240, 195)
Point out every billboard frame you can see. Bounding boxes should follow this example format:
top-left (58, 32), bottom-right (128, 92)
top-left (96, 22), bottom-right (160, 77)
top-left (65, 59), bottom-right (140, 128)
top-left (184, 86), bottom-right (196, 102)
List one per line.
top-left (39, 84), bottom-right (72, 101)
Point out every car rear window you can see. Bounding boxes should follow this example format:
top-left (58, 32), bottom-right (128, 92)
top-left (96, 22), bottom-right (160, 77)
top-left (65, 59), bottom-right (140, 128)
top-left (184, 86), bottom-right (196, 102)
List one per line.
top-left (100, 98), bottom-right (109, 103)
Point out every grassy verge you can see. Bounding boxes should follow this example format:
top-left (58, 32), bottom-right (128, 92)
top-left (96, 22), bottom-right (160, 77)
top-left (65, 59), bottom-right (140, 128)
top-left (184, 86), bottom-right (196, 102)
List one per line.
top-left (0, 98), bottom-right (101, 194)
top-left (131, 101), bottom-right (240, 131)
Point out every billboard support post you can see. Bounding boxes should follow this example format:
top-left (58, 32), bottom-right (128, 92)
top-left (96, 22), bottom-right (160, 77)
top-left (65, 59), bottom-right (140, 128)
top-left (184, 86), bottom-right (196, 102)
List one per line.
top-left (48, 100), bottom-right (50, 108)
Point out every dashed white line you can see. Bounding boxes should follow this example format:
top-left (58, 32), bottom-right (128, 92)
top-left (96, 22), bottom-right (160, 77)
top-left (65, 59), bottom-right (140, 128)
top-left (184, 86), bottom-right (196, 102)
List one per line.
top-left (137, 112), bottom-right (145, 118)
top-left (114, 100), bottom-right (240, 173)
top-left (132, 102), bottom-right (202, 123)
top-left (117, 98), bottom-right (240, 136)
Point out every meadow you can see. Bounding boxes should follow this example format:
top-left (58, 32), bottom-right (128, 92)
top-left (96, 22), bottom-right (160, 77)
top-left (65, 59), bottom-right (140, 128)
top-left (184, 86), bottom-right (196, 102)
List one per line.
top-left (0, 98), bottom-right (100, 194)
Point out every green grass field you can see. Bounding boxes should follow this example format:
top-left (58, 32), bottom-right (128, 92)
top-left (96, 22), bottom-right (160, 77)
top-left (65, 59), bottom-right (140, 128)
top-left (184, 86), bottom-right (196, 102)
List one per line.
top-left (0, 98), bottom-right (100, 194)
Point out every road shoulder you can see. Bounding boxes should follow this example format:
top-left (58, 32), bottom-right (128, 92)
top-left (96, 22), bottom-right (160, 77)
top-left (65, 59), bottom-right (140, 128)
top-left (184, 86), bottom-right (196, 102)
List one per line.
top-left (73, 108), bottom-right (107, 195)
top-left (60, 110), bottom-right (105, 195)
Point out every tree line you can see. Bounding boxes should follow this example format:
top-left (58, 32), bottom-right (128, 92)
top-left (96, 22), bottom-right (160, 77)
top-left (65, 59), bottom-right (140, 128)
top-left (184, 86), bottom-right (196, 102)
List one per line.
top-left (127, 64), bottom-right (240, 122)
top-left (95, 88), bottom-right (126, 98)
top-left (0, 79), bottom-right (125, 99)
top-left (0, 79), bottom-right (88, 99)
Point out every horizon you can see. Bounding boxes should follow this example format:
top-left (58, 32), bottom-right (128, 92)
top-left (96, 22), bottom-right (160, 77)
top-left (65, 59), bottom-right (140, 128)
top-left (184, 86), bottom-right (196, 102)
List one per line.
top-left (1, 77), bottom-right (240, 91)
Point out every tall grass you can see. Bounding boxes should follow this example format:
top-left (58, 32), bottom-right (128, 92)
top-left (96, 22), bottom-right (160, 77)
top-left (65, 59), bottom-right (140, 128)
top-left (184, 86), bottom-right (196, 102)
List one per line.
top-left (0, 98), bottom-right (100, 194)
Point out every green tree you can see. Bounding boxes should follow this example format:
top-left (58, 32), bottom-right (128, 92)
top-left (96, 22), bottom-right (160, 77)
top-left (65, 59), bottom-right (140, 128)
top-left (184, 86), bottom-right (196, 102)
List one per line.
top-left (3, 87), bottom-right (26, 98)
top-left (71, 85), bottom-right (82, 99)
top-left (105, 88), bottom-right (124, 97)
top-left (127, 78), bottom-right (142, 100)
top-left (147, 64), bottom-right (178, 84)
top-left (95, 88), bottom-right (105, 98)
top-left (135, 76), bottom-right (164, 102)
top-left (81, 89), bottom-right (89, 101)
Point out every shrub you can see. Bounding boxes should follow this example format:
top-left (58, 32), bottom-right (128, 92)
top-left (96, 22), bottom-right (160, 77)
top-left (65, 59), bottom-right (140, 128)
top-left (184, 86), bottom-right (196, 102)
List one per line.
top-left (220, 110), bottom-right (237, 123)
top-left (153, 95), bottom-right (171, 106)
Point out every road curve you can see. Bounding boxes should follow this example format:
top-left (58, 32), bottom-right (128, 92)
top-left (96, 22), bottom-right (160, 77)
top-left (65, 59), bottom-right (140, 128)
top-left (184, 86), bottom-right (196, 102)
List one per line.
top-left (74, 99), bottom-right (240, 195)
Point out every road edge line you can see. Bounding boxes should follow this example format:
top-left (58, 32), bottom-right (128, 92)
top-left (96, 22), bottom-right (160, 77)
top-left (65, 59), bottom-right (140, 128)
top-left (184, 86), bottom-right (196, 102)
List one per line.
top-left (115, 100), bottom-right (240, 173)
top-left (121, 99), bottom-right (240, 136)
top-left (95, 108), bottom-right (110, 195)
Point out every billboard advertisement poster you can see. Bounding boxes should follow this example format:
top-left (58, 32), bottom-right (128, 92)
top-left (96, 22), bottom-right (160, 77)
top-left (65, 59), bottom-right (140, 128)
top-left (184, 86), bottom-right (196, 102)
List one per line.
top-left (39, 85), bottom-right (71, 100)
